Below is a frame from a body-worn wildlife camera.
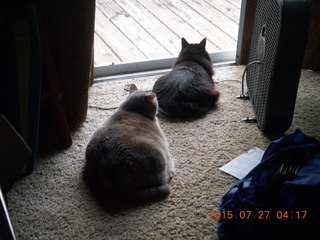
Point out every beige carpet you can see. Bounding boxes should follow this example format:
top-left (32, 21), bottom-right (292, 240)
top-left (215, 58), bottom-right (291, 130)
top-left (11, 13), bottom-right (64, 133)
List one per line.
top-left (7, 66), bottom-right (320, 240)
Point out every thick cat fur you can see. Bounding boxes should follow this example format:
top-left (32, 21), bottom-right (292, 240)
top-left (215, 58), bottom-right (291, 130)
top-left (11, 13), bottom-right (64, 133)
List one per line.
top-left (83, 85), bottom-right (174, 204)
top-left (152, 38), bottom-right (220, 120)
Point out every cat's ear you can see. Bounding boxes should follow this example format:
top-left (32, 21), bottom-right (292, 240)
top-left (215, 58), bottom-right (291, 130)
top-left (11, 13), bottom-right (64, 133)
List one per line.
top-left (181, 38), bottom-right (189, 48)
top-left (147, 92), bottom-right (157, 102)
top-left (199, 38), bottom-right (206, 49)
top-left (129, 83), bottom-right (138, 92)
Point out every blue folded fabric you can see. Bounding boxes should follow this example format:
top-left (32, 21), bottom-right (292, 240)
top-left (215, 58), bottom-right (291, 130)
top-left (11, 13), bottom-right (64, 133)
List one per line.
top-left (218, 129), bottom-right (320, 240)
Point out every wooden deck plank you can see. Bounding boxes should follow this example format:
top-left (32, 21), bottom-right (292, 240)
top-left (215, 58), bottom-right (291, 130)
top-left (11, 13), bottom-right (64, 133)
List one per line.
top-left (97, 0), bottom-right (171, 59)
top-left (182, 0), bottom-right (239, 40)
top-left (94, 0), bottom-right (241, 66)
top-left (94, 33), bottom-right (121, 65)
top-left (203, 0), bottom-right (241, 24)
top-left (115, 0), bottom-right (181, 56)
top-left (226, 0), bottom-right (242, 8)
top-left (160, 0), bottom-right (236, 50)
top-left (94, 8), bottom-right (146, 63)
top-left (135, 0), bottom-right (219, 51)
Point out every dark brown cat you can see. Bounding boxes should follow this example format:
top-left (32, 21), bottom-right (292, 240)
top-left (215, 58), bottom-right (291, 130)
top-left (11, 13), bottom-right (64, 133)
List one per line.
top-left (152, 38), bottom-right (220, 120)
top-left (83, 85), bottom-right (174, 204)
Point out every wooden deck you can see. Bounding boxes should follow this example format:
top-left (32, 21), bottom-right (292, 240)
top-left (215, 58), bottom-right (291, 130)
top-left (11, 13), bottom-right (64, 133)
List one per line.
top-left (94, 0), bottom-right (241, 66)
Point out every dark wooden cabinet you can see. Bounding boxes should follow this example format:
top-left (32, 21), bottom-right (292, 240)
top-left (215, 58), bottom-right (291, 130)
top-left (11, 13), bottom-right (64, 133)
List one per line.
top-left (0, 3), bottom-right (41, 239)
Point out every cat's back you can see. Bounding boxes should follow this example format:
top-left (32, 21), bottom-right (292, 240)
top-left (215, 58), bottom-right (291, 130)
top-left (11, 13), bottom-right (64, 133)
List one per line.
top-left (152, 38), bottom-right (220, 120)
top-left (103, 110), bottom-right (162, 140)
top-left (84, 88), bottom-right (174, 204)
top-left (155, 61), bottom-right (211, 90)
top-left (152, 61), bottom-right (219, 120)
top-left (86, 109), bottom-right (166, 161)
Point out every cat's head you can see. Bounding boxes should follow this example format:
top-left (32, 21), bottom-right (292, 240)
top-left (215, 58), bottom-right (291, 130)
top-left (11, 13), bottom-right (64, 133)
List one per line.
top-left (175, 38), bottom-right (212, 67)
top-left (118, 84), bottom-right (158, 120)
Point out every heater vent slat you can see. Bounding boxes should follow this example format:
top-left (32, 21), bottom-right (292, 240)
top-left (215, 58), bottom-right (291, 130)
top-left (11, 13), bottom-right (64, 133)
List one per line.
top-left (246, 0), bottom-right (310, 135)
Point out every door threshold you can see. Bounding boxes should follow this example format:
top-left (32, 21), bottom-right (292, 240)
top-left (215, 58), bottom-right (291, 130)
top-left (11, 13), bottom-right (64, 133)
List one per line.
top-left (93, 50), bottom-right (236, 83)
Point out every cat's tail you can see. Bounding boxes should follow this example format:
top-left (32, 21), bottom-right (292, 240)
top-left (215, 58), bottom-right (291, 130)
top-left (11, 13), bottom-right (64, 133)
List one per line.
top-left (157, 89), bottom-right (220, 120)
top-left (84, 167), bottom-right (171, 204)
top-left (210, 89), bottom-right (220, 103)
top-left (125, 184), bottom-right (171, 203)
top-left (157, 106), bottom-right (176, 119)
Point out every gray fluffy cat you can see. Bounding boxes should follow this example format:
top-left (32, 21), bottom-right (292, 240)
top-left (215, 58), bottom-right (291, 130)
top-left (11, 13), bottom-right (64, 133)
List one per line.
top-left (152, 38), bottom-right (219, 120)
top-left (83, 84), bottom-right (175, 204)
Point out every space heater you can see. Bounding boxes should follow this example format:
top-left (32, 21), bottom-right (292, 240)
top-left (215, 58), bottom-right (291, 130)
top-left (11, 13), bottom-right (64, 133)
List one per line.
top-left (245, 0), bottom-right (310, 135)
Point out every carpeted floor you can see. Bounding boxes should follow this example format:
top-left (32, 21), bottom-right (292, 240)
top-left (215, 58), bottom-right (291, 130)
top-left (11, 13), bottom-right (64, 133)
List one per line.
top-left (7, 66), bottom-right (320, 240)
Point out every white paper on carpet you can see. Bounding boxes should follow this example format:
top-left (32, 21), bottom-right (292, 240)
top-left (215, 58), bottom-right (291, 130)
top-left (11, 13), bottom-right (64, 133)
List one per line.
top-left (219, 147), bottom-right (265, 179)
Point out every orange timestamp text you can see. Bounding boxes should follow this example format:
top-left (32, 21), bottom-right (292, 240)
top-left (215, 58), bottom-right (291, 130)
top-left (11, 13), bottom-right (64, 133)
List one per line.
top-left (208, 210), bottom-right (307, 220)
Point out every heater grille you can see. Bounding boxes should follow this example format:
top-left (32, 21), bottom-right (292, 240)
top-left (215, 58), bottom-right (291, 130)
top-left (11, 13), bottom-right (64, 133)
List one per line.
top-left (246, 0), bottom-right (309, 134)
top-left (247, 0), bottom-right (282, 130)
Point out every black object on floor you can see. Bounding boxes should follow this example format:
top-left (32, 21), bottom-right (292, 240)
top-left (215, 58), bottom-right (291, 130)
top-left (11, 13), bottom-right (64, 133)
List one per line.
top-left (246, 0), bottom-right (310, 135)
top-left (218, 129), bottom-right (320, 240)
